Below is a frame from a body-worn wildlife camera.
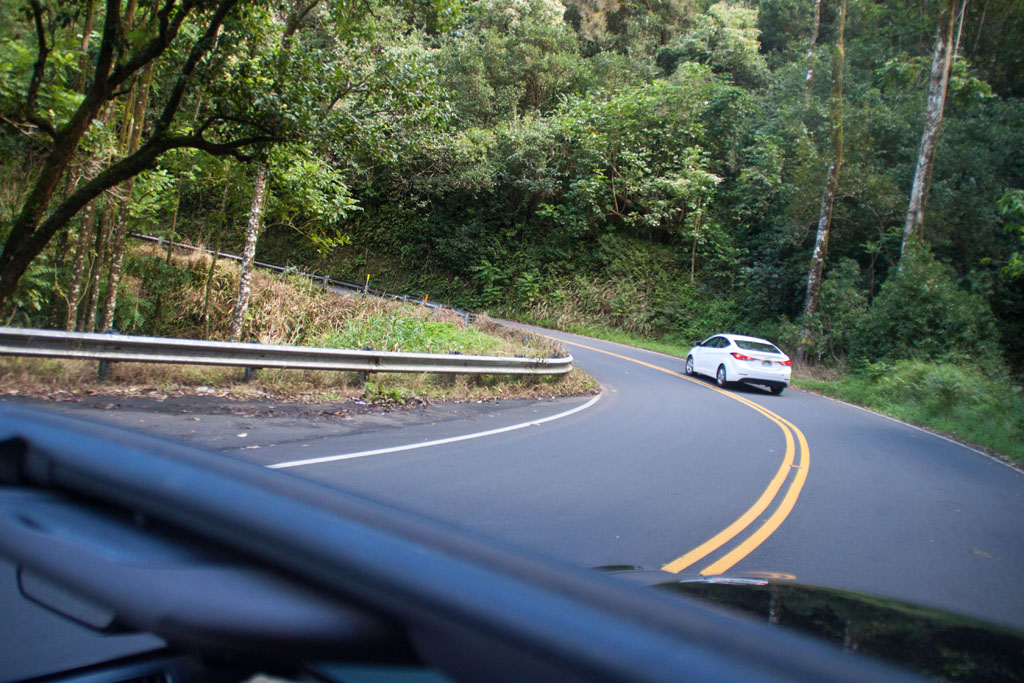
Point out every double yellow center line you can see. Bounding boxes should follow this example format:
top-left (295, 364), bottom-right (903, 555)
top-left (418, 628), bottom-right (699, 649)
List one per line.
top-left (550, 336), bottom-right (810, 577)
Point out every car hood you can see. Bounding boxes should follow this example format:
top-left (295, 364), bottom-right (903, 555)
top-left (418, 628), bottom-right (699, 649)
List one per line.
top-left (598, 568), bottom-right (1024, 682)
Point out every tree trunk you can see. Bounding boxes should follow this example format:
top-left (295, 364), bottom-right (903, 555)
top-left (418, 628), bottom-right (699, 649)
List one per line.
top-left (64, 203), bottom-right (98, 329)
top-left (94, 0), bottom-right (142, 330)
top-left (798, 0), bottom-right (846, 363)
top-left (46, 227), bottom-right (71, 328)
top-left (901, 0), bottom-right (958, 256)
top-left (77, 0), bottom-right (97, 92)
top-left (689, 196), bottom-right (704, 286)
top-left (100, 63), bottom-right (154, 332)
top-left (201, 182), bottom-right (232, 336)
top-left (230, 168), bottom-right (269, 342)
top-left (201, 246), bottom-right (220, 337)
top-left (805, 0), bottom-right (823, 86)
top-left (53, 1), bottom-right (99, 329)
top-left (80, 200), bottom-right (114, 331)
top-left (65, 104), bottom-right (116, 330)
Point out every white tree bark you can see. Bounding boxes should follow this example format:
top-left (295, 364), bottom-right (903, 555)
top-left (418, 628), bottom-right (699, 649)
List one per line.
top-left (901, 1), bottom-right (958, 256)
top-left (805, 0), bottom-right (823, 86)
top-left (798, 0), bottom-right (846, 363)
top-left (230, 167), bottom-right (268, 342)
top-left (225, 3), bottom-right (314, 342)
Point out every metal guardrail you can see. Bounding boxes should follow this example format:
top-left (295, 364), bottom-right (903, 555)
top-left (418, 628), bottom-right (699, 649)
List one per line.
top-left (128, 233), bottom-right (474, 321)
top-left (0, 327), bottom-right (573, 377)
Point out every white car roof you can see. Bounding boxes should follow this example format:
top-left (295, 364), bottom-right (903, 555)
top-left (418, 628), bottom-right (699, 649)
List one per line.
top-left (716, 333), bottom-right (777, 345)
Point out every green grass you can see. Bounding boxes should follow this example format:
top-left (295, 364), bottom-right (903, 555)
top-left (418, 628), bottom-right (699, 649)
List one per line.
top-left (316, 313), bottom-right (507, 355)
top-left (796, 360), bottom-right (1024, 466)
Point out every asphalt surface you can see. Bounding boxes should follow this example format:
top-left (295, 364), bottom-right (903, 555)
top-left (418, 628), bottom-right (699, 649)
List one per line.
top-left (4, 326), bottom-right (1024, 635)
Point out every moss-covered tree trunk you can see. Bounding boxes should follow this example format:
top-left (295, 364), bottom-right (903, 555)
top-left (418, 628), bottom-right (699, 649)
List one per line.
top-left (80, 200), bottom-right (114, 331)
top-left (100, 62), bottom-right (154, 332)
top-left (901, 0), bottom-right (958, 256)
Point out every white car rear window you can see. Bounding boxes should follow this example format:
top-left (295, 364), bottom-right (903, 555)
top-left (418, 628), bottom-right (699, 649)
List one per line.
top-left (735, 340), bottom-right (781, 354)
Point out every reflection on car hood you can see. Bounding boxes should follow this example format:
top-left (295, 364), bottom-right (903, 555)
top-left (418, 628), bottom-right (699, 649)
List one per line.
top-left (667, 577), bottom-right (1024, 682)
top-left (598, 568), bottom-right (1024, 682)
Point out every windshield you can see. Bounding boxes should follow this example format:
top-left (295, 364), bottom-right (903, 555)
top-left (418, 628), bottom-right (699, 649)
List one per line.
top-left (734, 340), bottom-right (782, 354)
top-left (2, 0), bottom-right (1022, 680)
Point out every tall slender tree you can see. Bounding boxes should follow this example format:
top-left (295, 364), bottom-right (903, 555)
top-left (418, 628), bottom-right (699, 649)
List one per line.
top-left (804, 0), bottom-right (822, 86)
top-left (798, 0), bottom-right (846, 362)
top-left (229, 0), bottom-right (319, 342)
top-left (901, 0), bottom-right (961, 256)
top-left (99, 61), bottom-right (154, 331)
top-left (230, 166), bottom-right (268, 341)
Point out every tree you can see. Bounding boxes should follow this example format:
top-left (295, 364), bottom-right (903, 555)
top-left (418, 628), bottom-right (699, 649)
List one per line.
top-left (901, 0), bottom-right (962, 256)
top-left (0, 0), bottom-right (454, 319)
top-left (798, 0), bottom-right (846, 362)
top-left (230, 166), bottom-right (268, 341)
top-left (224, 0), bottom-right (447, 340)
top-left (99, 61), bottom-right (154, 332)
top-left (434, 0), bottom-right (585, 127)
top-left (0, 0), bottom-right (278, 310)
top-left (656, 2), bottom-right (768, 88)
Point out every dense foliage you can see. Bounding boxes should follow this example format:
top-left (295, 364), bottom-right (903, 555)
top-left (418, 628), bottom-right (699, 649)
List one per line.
top-left (1, 0), bottom-right (1021, 377)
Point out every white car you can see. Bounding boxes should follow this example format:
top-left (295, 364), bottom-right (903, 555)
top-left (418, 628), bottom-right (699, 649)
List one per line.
top-left (685, 333), bottom-right (792, 395)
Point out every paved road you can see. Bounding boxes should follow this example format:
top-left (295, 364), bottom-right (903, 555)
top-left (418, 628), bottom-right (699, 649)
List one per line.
top-left (8, 328), bottom-right (1024, 633)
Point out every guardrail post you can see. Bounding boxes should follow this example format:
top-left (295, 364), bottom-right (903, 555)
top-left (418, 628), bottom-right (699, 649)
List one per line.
top-left (97, 329), bottom-right (119, 380)
top-left (243, 340), bottom-right (261, 382)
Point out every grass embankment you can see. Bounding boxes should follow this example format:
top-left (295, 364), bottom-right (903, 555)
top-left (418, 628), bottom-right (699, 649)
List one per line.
top-left (797, 361), bottom-right (1024, 466)
top-left (0, 244), bottom-right (596, 404)
top-left (518, 320), bottom-right (1024, 467)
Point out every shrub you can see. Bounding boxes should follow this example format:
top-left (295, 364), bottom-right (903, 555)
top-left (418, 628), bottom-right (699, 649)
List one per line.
top-left (856, 246), bottom-right (1000, 364)
top-left (818, 259), bottom-right (869, 359)
top-left (797, 259), bottom-right (869, 363)
top-left (655, 283), bottom-right (741, 345)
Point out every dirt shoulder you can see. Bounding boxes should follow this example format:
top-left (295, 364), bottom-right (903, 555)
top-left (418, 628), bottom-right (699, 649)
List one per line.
top-left (0, 390), bottom-right (593, 456)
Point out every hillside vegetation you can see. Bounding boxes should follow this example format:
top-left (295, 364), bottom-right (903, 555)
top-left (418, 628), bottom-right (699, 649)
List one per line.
top-left (0, 245), bottom-right (594, 403)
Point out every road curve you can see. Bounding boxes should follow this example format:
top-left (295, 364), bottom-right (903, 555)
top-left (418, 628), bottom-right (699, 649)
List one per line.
top-left (259, 327), bottom-right (1024, 631)
top-left (8, 326), bottom-right (1023, 631)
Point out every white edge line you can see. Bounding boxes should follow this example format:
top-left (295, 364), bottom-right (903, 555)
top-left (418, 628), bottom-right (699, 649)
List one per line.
top-left (268, 393), bottom-right (602, 469)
